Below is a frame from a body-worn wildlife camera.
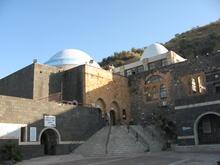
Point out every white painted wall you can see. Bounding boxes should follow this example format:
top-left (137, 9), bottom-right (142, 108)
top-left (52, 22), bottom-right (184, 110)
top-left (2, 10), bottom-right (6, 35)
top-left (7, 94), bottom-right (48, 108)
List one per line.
top-left (0, 123), bottom-right (26, 139)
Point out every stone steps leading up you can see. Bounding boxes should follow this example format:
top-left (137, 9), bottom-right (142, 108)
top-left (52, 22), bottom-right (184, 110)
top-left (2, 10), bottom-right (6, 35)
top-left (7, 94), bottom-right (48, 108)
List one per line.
top-left (129, 125), bottom-right (164, 152)
top-left (73, 125), bottom-right (149, 156)
top-left (74, 126), bottom-right (109, 156)
top-left (107, 126), bottom-right (148, 155)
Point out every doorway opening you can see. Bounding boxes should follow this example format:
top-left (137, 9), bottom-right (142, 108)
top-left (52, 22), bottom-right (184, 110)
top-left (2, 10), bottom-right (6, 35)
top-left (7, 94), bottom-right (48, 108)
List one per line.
top-left (196, 113), bottom-right (220, 144)
top-left (110, 110), bottom-right (116, 125)
top-left (40, 129), bottom-right (59, 155)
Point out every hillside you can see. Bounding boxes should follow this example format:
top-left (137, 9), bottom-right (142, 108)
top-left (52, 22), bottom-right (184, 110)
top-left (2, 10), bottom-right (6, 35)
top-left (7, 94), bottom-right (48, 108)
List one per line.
top-left (99, 48), bottom-right (143, 69)
top-left (165, 20), bottom-right (220, 59)
top-left (99, 20), bottom-right (220, 68)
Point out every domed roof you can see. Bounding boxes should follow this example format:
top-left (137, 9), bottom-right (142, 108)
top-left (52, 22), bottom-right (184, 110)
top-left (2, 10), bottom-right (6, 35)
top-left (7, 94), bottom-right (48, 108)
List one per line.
top-left (140, 43), bottom-right (168, 60)
top-left (45, 49), bottom-right (100, 68)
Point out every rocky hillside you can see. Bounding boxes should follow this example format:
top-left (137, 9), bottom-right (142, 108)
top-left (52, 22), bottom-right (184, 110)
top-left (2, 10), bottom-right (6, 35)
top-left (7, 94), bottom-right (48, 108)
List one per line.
top-left (99, 20), bottom-right (220, 69)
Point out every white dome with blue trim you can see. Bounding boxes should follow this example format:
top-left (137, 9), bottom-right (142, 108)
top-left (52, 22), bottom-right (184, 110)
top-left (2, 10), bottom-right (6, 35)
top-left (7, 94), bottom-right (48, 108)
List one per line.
top-left (45, 49), bottom-right (100, 68)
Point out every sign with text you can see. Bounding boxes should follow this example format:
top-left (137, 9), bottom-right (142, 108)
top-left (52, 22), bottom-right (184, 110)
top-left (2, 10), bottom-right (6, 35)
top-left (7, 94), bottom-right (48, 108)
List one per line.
top-left (30, 127), bottom-right (37, 142)
top-left (44, 115), bottom-right (56, 127)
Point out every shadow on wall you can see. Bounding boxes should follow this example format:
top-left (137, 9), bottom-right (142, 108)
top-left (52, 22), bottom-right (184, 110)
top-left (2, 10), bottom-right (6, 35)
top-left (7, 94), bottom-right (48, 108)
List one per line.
top-left (84, 73), bottom-right (130, 125)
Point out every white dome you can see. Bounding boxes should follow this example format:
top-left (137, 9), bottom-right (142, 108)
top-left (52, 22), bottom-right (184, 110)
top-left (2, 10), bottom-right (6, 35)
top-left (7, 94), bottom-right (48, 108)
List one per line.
top-left (140, 43), bottom-right (168, 60)
top-left (45, 49), bottom-right (100, 68)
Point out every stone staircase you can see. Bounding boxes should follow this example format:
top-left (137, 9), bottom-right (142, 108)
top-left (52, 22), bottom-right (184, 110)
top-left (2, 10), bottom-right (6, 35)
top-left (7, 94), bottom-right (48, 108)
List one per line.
top-left (74, 125), bottom-right (149, 156)
top-left (107, 126), bottom-right (148, 155)
top-left (74, 126), bottom-right (109, 156)
top-left (129, 125), bottom-right (164, 152)
top-left (74, 125), bottom-right (163, 156)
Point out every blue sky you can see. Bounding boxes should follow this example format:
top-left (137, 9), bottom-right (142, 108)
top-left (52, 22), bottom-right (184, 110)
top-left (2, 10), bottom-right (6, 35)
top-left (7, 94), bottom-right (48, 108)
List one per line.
top-left (0, 0), bottom-right (219, 78)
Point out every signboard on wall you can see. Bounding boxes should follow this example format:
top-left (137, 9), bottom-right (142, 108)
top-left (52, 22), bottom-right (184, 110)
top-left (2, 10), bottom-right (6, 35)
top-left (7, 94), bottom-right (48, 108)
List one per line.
top-left (44, 115), bottom-right (56, 127)
top-left (30, 127), bottom-right (37, 142)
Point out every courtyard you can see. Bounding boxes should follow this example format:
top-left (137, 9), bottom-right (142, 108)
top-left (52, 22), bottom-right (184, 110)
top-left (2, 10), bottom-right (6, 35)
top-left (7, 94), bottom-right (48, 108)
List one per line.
top-left (18, 152), bottom-right (220, 165)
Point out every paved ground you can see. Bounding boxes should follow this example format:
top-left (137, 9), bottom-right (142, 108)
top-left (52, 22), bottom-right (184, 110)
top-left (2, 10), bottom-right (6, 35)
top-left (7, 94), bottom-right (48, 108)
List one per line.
top-left (18, 152), bottom-right (220, 165)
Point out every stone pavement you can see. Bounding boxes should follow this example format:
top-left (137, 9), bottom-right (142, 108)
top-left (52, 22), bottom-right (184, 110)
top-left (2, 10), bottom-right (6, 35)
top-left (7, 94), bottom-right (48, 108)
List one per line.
top-left (17, 151), bottom-right (220, 165)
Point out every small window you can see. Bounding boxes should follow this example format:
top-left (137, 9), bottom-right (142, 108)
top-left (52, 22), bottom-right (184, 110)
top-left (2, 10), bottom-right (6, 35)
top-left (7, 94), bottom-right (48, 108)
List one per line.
top-left (148, 62), bottom-right (156, 70)
top-left (191, 78), bottom-right (197, 93)
top-left (126, 69), bottom-right (132, 76)
top-left (160, 84), bottom-right (167, 98)
top-left (20, 127), bottom-right (26, 142)
top-left (122, 109), bottom-right (127, 120)
top-left (137, 66), bottom-right (144, 73)
top-left (215, 83), bottom-right (220, 93)
top-left (162, 59), bottom-right (168, 66)
top-left (191, 76), bottom-right (206, 94)
top-left (198, 76), bottom-right (205, 93)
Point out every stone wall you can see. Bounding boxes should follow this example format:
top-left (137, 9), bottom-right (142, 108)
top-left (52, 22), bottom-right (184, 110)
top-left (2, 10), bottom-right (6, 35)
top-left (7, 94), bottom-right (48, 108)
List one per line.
top-left (62, 65), bottom-right (84, 104)
top-left (84, 65), bottom-right (131, 122)
top-left (128, 56), bottom-right (215, 123)
top-left (33, 63), bottom-right (63, 101)
top-left (175, 94), bottom-right (220, 145)
top-left (128, 69), bottom-right (173, 123)
top-left (0, 95), bottom-right (104, 158)
top-left (0, 63), bottom-right (64, 101)
top-left (0, 64), bottom-right (34, 99)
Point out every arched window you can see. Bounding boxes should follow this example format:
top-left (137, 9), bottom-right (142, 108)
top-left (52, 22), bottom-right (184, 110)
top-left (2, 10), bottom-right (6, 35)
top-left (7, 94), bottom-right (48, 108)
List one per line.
top-left (160, 84), bottom-right (167, 98)
top-left (145, 75), bottom-right (162, 84)
top-left (190, 76), bottom-right (206, 94)
top-left (191, 77), bottom-right (197, 93)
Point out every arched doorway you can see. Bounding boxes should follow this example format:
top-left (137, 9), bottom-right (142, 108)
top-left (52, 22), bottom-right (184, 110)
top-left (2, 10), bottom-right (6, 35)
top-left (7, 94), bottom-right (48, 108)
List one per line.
top-left (110, 101), bottom-right (120, 125)
top-left (110, 110), bottom-right (116, 125)
top-left (40, 128), bottom-right (59, 155)
top-left (194, 112), bottom-right (220, 145)
top-left (95, 98), bottom-right (106, 118)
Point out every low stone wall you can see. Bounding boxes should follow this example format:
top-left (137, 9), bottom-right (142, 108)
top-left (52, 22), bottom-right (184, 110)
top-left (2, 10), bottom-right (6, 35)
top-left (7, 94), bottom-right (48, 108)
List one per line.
top-left (0, 95), bottom-right (104, 159)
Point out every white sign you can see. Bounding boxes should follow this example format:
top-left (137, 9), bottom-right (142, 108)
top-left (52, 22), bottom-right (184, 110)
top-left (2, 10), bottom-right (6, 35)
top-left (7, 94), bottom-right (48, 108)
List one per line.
top-left (30, 127), bottom-right (37, 142)
top-left (44, 115), bottom-right (56, 127)
top-left (182, 127), bottom-right (192, 131)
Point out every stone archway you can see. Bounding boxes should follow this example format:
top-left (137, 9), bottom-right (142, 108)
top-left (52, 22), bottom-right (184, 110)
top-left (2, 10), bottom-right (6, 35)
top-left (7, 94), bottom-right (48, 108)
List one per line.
top-left (109, 110), bottom-right (116, 125)
top-left (110, 101), bottom-right (120, 125)
top-left (194, 112), bottom-right (220, 145)
top-left (40, 128), bottom-right (60, 155)
top-left (95, 98), bottom-right (106, 114)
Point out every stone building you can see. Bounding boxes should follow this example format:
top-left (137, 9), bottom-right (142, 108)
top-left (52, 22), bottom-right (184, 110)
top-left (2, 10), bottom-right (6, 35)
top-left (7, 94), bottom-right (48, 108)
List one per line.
top-left (0, 43), bottom-right (220, 159)
top-left (114, 43), bottom-right (220, 147)
top-left (0, 49), bottom-right (130, 158)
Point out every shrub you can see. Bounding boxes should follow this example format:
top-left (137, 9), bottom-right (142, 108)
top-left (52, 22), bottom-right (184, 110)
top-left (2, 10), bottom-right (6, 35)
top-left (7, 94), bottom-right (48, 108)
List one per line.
top-left (0, 141), bottom-right (22, 162)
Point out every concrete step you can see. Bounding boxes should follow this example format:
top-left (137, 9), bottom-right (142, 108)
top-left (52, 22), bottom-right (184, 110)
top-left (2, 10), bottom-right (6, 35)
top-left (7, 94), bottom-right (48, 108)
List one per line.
top-left (172, 144), bottom-right (220, 152)
top-left (74, 126), bottom-right (109, 156)
top-left (108, 126), bottom-right (148, 155)
top-left (129, 125), bottom-right (164, 152)
top-left (74, 125), bottom-right (149, 156)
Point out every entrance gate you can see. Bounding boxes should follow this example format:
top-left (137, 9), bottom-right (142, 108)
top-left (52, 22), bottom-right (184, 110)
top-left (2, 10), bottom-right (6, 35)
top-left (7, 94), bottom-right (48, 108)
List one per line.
top-left (197, 114), bottom-right (220, 144)
top-left (40, 129), bottom-right (58, 155)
